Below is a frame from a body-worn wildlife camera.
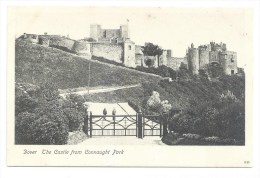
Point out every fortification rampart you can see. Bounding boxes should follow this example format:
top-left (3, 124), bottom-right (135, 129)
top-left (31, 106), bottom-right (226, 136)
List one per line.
top-left (91, 43), bottom-right (124, 63)
top-left (72, 41), bottom-right (92, 59)
top-left (48, 37), bottom-right (75, 51)
top-left (167, 57), bottom-right (187, 70)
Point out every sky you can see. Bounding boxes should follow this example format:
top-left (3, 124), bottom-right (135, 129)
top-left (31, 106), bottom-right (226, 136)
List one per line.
top-left (11, 7), bottom-right (253, 67)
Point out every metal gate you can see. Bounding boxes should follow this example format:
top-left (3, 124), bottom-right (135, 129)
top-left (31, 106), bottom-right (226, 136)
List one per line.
top-left (83, 112), bottom-right (168, 138)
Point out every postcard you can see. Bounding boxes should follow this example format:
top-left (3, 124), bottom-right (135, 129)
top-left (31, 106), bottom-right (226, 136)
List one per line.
top-left (6, 5), bottom-right (254, 167)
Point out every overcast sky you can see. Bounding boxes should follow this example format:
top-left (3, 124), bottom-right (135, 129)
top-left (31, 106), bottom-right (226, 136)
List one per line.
top-left (11, 7), bottom-right (253, 67)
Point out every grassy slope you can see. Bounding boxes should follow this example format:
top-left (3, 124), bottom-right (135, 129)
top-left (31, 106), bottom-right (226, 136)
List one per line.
top-left (15, 40), bottom-right (161, 89)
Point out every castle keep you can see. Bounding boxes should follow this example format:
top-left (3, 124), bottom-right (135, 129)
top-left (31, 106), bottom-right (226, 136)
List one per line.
top-left (21, 24), bottom-right (238, 76)
top-left (186, 42), bottom-right (237, 75)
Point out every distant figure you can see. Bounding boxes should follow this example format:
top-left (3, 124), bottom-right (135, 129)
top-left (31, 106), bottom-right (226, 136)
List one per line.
top-left (103, 108), bottom-right (107, 115)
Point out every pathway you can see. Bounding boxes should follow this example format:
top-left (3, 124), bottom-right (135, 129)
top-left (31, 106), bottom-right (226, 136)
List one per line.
top-left (59, 84), bottom-right (140, 98)
top-left (78, 136), bottom-right (166, 145)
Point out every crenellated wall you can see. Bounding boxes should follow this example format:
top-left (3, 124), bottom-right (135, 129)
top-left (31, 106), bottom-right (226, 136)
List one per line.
top-left (186, 42), bottom-right (237, 75)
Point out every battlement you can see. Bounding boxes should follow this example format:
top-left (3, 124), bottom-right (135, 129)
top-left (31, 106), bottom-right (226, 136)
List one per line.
top-left (90, 24), bottom-right (129, 42)
top-left (210, 41), bottom-right (226, 51)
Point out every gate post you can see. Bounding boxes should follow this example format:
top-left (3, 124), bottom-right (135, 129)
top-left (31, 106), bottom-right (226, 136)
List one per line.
top-left (90, 111), bottom-right (92, 138)
top-left (137, 111), bottom-right (143, 139)
top-left (162, 112), bottom-right (169, 136)
top-left (83, 111), bottom-right (88, 135)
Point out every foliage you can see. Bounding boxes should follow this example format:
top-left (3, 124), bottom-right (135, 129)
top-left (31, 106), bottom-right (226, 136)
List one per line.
top-left (15, 101), bottom-right (69, 145)
top-left (198, 69), bottom-right (209, 80)
top-left (144, 58), bottom-right (155, 68)
top-left (63, 108), bottom-right (83, 132)
top-left (209, 63), bottom-right (224, 78)
top-left (146, 91), bottom-right (172, 114)
top-left (63, 93), bottom-right (86, 112)
top-left (168, 95), bottom-right (245, 142)
top-left (143, 42), bottom-right (163, 57)
top-left (15, 82), bottom-right (70, 145)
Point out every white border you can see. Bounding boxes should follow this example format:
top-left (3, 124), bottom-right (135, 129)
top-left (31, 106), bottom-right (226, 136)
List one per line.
top-left (1, 0), bottom-right (260, 178)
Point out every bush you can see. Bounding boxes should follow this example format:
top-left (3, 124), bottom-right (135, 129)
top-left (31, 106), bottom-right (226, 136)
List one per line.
top-left (63, 108), bottom-right (83, 132)
top-left (15, 82), bottom-right (70, 145)
top-left (168, 96), bottom-right (245, 142)
top-left (16, 106), bottom-right (69, 145)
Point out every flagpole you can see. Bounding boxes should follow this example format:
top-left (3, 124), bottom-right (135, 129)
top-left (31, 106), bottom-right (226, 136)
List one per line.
top-left (88, 62), bottom-right (90, 94)
top-left (126, 19), bottom-right (129, 38)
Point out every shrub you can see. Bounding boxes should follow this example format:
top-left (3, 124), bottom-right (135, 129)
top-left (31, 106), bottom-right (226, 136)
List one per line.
top-left (16, 106), bottom-right (69, 145)
top-left (15, 82), bottom-right (70, 145)
top-left (63, 108), bottom-right (83, 132)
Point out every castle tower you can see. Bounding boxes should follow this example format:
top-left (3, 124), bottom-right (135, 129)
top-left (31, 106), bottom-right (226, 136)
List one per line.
top-left (187, 44), bottom-right (199, 74)
top-left (198, 45), bottom-right (210, 69)
top-left (120, 25), bottom-right (128, 39)
top-left (90, 24), bottom-right (101, 41)
top-left (219, 51), bottom-right (238, 75)
top-left (123, 39), bottom-right (135, 68)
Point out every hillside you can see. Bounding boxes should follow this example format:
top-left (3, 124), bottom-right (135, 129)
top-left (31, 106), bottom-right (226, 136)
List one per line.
top-left (15, 40), bottom-right (162, 89)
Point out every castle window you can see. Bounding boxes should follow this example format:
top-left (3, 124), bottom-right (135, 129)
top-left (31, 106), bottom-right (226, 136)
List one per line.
top-left (231, 56), bottom-right (234, 63)
top-left (231, 70), bottom-right (234, 75)
top-left (128, 45), bottom-right (131, 50)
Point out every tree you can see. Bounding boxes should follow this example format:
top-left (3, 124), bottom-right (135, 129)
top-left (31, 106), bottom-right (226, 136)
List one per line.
top-left (143, 42), bottom-right (163, 57)
top-left (146, 91), bottom-right (172, 114)
top-left (145, 58), bottom-right (154, 68)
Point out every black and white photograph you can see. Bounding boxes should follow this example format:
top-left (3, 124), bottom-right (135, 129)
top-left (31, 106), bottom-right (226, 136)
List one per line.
top-left (3, 2), bottom-right (259, 169)
top-left (14, 7), bottom-right (247, 146)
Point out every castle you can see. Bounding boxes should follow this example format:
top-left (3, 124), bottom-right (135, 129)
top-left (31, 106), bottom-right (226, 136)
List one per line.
top-left (21, 24), bottom-right (238, 75)
top-left (186, 42), bottom-right (237, 75)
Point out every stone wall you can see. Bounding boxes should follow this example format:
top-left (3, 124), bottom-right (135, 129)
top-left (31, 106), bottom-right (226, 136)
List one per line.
top-left (103, 29), bottom-right (121, 39)
top-left (72, 41), bottom-right (92, 59)
top-left (135, 54), bottom-right (143, 66)
top-left (159, 50), bottom-right (168, 66)
top-left (209, 51), bottom-right (219, 63)
top-left (48, 37), bottom-right (75, 51)
top-left (38, 37), bottom-right (49, 47)
top-left (199, 49), bottom-right (210, 69)
top-left (23, 34), bottom-right (39, 44)
top-left (168, 57), bottom-right (187, 70)
top-left (91, 43), bottom-right (124, 63)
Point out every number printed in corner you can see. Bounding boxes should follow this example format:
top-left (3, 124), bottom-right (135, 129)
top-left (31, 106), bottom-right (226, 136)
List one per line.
top-left (244, 161), bottom-right (250, 164)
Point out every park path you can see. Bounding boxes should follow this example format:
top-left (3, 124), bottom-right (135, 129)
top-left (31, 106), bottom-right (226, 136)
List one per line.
top-left (78, 136), bottom-right (166, 145)
top-left (59, 84), bottom-right (140, 98)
